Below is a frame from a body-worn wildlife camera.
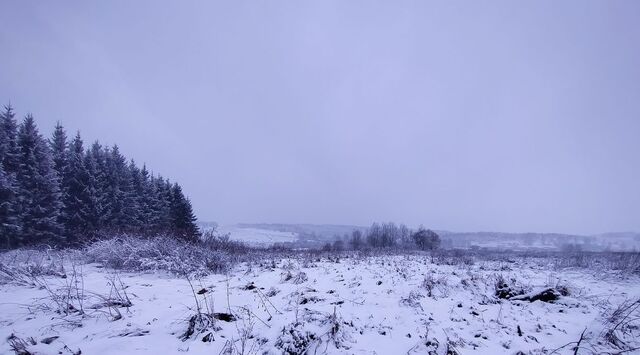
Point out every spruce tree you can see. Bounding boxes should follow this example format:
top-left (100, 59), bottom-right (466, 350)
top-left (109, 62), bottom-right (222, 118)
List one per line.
top-left (16, 115), bottom-right (63, 245)
top-left (103, 145), bottom-right (135, 231)
top-left (128, 160), bottom-right (147, 231)
top-left (0, 165), bottom-right (20, 248)
top-left (50, 122), bottom-right (69, 180)
top-left (63, 132), bottom-right (91, 242)
top-left (138, 164), bottom-right (153, 231)
top-left (169, 183), bottom-right (199, 241)
top-left (50, 122), bottom-right (69, 235)
top-left (86, 141), bottom-right (108, 232)
top-left (149, 175), bottom-right (171, 234)
top-left (0, 105), bottom-right (20, 174)
top-left (83, 143), bottom-right (102, 235)
top-left (0, 105), bottom-right (21, 247)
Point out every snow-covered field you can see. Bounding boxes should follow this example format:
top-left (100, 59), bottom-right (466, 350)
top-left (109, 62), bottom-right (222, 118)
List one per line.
top-left (2, 251), bottom-right (640, 355)
top-left (215, 226), bottom-right (298, 246)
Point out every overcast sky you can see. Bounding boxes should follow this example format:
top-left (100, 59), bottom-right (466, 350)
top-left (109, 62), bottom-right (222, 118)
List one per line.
top-left (1, 1), bottom-right (639, 234)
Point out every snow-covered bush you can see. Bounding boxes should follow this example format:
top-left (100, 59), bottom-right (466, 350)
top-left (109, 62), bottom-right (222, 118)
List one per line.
top-left (321, 308), bottom-right (354, 350)
top-left (422, 273), bottom-right (449, 298)
top-left (180, 313), bottom-right (221, 342)
top-left (275, 322), bottom-right (317, 354)
top-left (265, 287), bottom-right (280, 297)
top-left (493, 274), bottom-right (527, 300)
top-left (281, 270), bottom-right (308, 284)
top-left (0, 248), bottom-right (69, 285)
top-left (201, 229), bottom-right (249, 254)
top-left (84, 235), bottom-right (231, 276)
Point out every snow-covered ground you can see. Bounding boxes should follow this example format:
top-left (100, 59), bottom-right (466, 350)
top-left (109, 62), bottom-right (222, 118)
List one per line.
top-left (1, 252), bottom-right (639, 354)
top-left (216, 225), bottom-right (298, 246)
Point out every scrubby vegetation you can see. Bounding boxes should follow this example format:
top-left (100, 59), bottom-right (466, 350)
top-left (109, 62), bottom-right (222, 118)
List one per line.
top-left (84, 235), bottom-right (231, 276)
top-left (2, 243), bottom-right (640, 354)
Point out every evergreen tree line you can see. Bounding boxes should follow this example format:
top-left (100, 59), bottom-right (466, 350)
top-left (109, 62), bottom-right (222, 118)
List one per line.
top-left (0, 105), bottom-right (199, 249)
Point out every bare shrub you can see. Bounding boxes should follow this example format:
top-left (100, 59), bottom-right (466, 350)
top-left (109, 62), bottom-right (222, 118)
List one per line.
top-left (28, 265), bottom-right (133, 323)
top-left (180, 275), bottom-right (222, 342)
top-left (422, 274), bottom-right (449, 298)
top-left (201, 230), bottom-right (249, 254)
top-left (281, 270), bottom-right (308, 284)
top-left (602, 298), bottom-right (640, 349)
top-left (265, 287), bottom-right (280, 297)
top-left (0, 248), bottom-right (68, 286)
top-left (292, 271), bottom-right (308, 284)
top-left (7, 334), bottom-right (36, 355)
top-left (432, 249), bottom-right (474, 267)
top-left (400, 290), bottom-right (424, 309)
top-left (87, 273), bottom-right (132, 321)
top-left (422, 274), bottom-right (436, 297)
top-left (180, 313), bottom-right (220, 342)
top-left (0, 263), bottom-right (41, 287)
top-left (31, 263), bottom-right (86, 317)
top-left (321, 307), bottom-right (353, 350)
top-left (220, 307), bottom-right (267, 355)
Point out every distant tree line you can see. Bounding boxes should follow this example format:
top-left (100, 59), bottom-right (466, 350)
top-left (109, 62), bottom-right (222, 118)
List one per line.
top-left (0, 105), bottom-right (199, 248)
top-left (323, 222), bottom-right (441, 251)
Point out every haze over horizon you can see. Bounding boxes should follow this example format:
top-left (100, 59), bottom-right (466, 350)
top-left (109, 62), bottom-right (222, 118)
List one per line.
top-left (216, 222), bottom-right (639, 237)
top-left (2, 1), bottom-right (639, 235)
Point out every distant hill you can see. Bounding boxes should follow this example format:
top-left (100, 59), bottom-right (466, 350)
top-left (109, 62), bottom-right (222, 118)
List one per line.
top-left (439, 231), bottom-right (640, 252)
top-left (199, 222), bottom-right (640, 251)
top-left (237, 223), bottom-right (366, 239)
